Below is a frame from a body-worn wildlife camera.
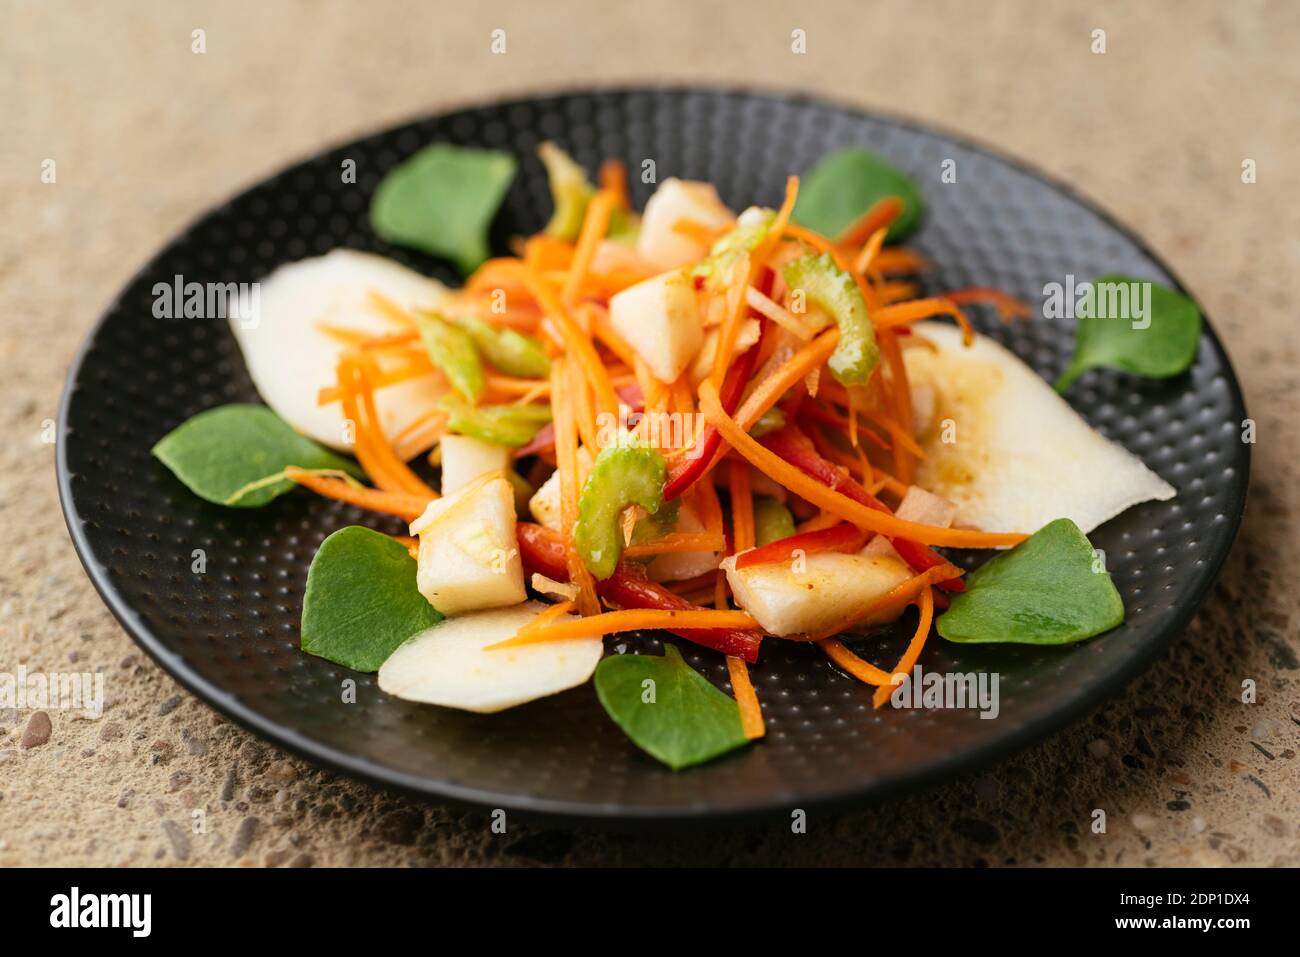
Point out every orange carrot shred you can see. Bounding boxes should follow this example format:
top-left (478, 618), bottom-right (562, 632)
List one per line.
top-left (873, 585), bottom-right (935, 708)
top-left (727, 655), bottom-right (766, 739)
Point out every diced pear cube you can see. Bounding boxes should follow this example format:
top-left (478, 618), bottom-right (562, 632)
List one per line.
top-left (528, 447), bottom-right (594, 531)
top-left (410, 476), bottom-right (525, 615)
top-left (722, 552), bottom-right (913, 637)
top-left (637, 178), bottom-right (735, 270)
top-left (861, 486), bottom-right (958, 561)
top-left (609, 269), bottom-right (705, 384)
top-left (440, 433), bottom-right (511, 496)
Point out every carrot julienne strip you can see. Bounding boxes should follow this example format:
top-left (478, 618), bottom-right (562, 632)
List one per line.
top-left (727, 655), bottom-right (766, 739)
top-left (550, 358), bottom-right (600, 617)
top-left (487, 608), bottom-right (760, 649)
top-left (836, 196), bottom-right (905, 247)
top-left (698, 379), bottom-right (1025, 549)
top-left (872, 585), bottom-right (935, 708)
top-left (514, 262), bottom-right (620, 420)
top-left (283, 467), bottom-right (431, 521)
top-left (872, 297), bottom-right (974, 345)
top-left (562, 188), bottom-right (617, 306)
top-left (728, 459), bottom-right (755, 553)
top-left (622, 533), bottom-right (726, 557)
top-left (816, 638), bottom-right (893, 686)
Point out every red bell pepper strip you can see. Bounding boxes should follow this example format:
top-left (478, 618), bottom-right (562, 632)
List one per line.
top-left (757, 425), bottom-right (965, 591)
top-left (733, 522), bottom-right (867, 570)
top-left (515, 522), bottom-right (763, 662)
top-left (662, 269), bottom-right (773, 500)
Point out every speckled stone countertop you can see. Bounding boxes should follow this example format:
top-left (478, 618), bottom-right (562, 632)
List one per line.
top-left (2, 0), bottom-right (1296, 866)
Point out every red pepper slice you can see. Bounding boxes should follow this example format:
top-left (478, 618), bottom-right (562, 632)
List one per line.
top-left (662, 269), bottom-right (773, 500)
top-left (757, 425), bottom-right (965, 591)
top-left (733, 522), bottom-right (867, 570)
top-left (515, 522), bottom-right (763, 662)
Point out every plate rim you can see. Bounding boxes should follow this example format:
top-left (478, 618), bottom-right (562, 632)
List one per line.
top-left (56, 84), bottom-right (1251, 822)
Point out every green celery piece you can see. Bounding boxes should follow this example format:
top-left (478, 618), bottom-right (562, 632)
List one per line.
top-left (440, 396), bottom-right (552, 447)
top-left (793, 147), bottom-right (924, 243)
top-left (152, 404), bottom-right (362, 507)
top-left (370, 144), bottom-right (516, 274)
top-left (693, 207), bottom-right (775, 290)
top-left (300, 527), bottom-right (442, 672)
top-left (782, 252), bottom-right (879, 385)
top-left (753, 497), bottom-right (796, 546)
top-left (416, 311), bottom-right (485, 403)
top-left (538, 142), bottom-right (595, 241)
top-left (453, 314), bottom-right (551, 378)
top-left (938, 518), bottom-right (1125, 645)
top-left (1055, 276), bottom-right (1202, 392)
top-left (594, 644), bottom-right (748, 771)
top-left (574, 438), bottom-right (668, 580)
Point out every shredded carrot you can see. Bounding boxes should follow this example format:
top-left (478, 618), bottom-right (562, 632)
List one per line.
top-left (283, 467), bottom-right (431, 521)
top-left (598, 159), bottom-right (629, 209)
top-left (532, 598), bottom-right (578, 630)
top-left (727, 655), bottom-right (766, 739)
top-left (348, 353), bottom-right (438, 498)
top-left (728, 459), bottom-right (755, 552)
top-left (550, 358), bottom-right (600, 617)
top-left (699, 379), bottom-right (1025, 549)
top-left (872, 247), bottom-right (930, 276)
top-left (852, 225), bottom-right (889, 276)
top-left (515, 262), bottom-right (620, 420)
top-left (872, 585), bottom-right (935, 708)
top-left (488, 608), bottom-right (760, 649)
top-left (672, 217), bottom-right (730, 245)
top-left (943, 287), bottom-right (1032, 321)
top-left (562, 189), bottom-right (617, 306)
top-left (817, 638), bottom-right (893, 686)
top-left (872, 297), bottom-right (974, 345)
top-left (623, 532), bottom-right (726, 557)
top-left (836, 196), bottom-right (905, 247)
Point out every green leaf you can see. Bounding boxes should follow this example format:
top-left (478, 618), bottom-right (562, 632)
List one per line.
top-left (152, 404), bottom-right (362, 507)
top-left (416, 311), bottom-right (485, 402)
top-left (937, 518), bottom-right (1124, 645)
top-left (1055, 276), bottom-right (1202, 392)
top-left (793, 147), bottom-right (924, 243)
top-left (370, 144), bottom-right (517, 275)
top-left (301, 526), bottom-right (442, 672)
top-left (594, 644), bottom-right (748, 770)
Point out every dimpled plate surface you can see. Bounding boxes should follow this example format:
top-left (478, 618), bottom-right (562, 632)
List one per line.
top-left (58, 89), bottom-right (1248, 820)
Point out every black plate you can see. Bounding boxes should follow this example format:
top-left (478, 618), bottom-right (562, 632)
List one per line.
top-left (58, 88), bottom-right (1249, 821)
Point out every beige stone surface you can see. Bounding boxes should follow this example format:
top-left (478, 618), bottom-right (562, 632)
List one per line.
top-left (1, 0), bottom-right (1296, 866)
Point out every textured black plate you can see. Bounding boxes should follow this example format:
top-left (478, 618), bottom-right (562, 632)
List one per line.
top-left (58, 88), bottom-right (1248, 821)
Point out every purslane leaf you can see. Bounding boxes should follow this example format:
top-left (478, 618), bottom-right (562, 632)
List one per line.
top-left (594, 644), bottom-right (748, 770)
top-left (937, 518), bottom-right (1124, 645)
top-left (1055, 275), bottom-right (1202, 392)
top-left (152, 404), bottom-right (362, 508)
top-left (370, 144), bottom-right (517, 275)
top-left (793, 147), bottom-right (924, 243)
top-left (301, 526), bottom-right (442, 672)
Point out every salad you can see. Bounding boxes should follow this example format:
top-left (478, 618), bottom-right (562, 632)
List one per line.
top-left (153, 141), bottom-right (1199, 770)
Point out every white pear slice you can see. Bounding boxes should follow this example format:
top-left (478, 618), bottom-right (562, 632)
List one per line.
top-left (903, 322), bottom-right (1175, 535)
top-left (230, 249), bottom-right (449, 451)
top-left (722, 552), bottom-right (913, 637)
top-left (378, 602), bottom-right (604, 713)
